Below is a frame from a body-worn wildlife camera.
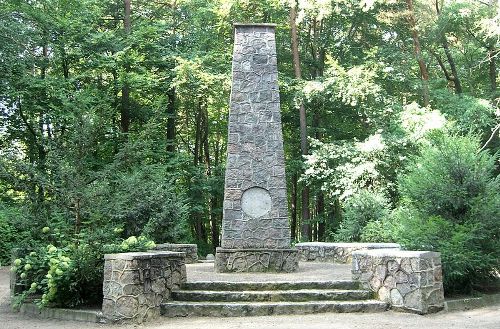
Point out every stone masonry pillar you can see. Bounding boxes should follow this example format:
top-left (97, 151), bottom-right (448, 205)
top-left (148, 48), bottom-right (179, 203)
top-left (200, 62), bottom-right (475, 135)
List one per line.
top-left (102, 251), bottom-right (186, 323)
top-left (215, 23), bottom-right (298, 272)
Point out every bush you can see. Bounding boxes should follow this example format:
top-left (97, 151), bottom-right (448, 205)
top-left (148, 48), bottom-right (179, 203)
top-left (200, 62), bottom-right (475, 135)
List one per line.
top-left (0, 210), bottom-right (15, 265)
top-left (395, 214), bottom-right (497, 293)
top-left (0, 204), bottom-right (27, 265)
top-left (90, 164), bottom-right (190, 244)
top-left (431, 90), bottom-right (496, 137)
top-left (368, 134), bottom-right (500, 293)
top-left (12, 230), bottom-right (156, 308)
top-left (401, 133), bottom-right (499, 224)
top-left (333, 189), bottom-right (389, 242)
top-left (361, 206), bottom-right (409, 243)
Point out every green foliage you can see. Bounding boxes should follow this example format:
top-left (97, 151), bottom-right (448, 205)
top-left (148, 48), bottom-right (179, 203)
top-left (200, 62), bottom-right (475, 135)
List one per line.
top-left (364, 134), bottom-right (500, 293)
top-left (332, 189), bottom-right (389, 242)
top-left (95, 163), bottom-right (190, 244)
top-left (1, 0), bottom-right (499, 301)
top-left (0, 206), bottom-right (15, 265)
top-left (431, 90), bottom-right (497, 136)
top-left (13, 229), bottom-right (156, 308)
top-left (361, 206), bottom-right (409, 243)
top-left (396, 215), bottom-right (498, 293)
top-left (400, 133), bottom-right (498, 224)
top-left (0, 203), bottom-right (32, 265)
top-left (304, 134), bottom-right (398, 201)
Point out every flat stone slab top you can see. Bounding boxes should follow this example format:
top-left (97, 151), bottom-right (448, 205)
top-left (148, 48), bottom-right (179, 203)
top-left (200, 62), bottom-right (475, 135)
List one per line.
top-left (154, 243), bottom-right (198, 263)
top-left (296, 242), bottom-right (401, 263)
top-left (297, 242), bottom-right (401, 248)
top-left (351, 249), bottom-right (439, 258)
top-left (103, 250), bottom-right (185, 259)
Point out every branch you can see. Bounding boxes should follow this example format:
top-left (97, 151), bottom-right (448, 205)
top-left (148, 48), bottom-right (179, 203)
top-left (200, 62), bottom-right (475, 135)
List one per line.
top-left (17, 97), bottom-right (42, 148)
top-left (473, 0), bottom-right (491, 6)
top-left (429, 50), bottom-right (453, 81)
top-left (479, 123), bottom-right (500, 152)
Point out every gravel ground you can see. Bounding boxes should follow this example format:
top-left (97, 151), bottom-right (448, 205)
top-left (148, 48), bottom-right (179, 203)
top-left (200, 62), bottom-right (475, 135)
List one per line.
top-left (1, 265), bottom-right (499, 329)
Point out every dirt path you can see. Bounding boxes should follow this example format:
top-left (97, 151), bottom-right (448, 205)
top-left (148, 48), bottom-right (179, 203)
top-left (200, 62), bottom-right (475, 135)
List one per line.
top-left (1, 266), bottom-right (499, 329)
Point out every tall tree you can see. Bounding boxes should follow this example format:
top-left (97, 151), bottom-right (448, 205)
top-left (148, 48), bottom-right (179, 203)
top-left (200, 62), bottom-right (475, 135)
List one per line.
top-left (290, 1), bottom-right (311, 241)
top-left (435, 0), bottom-right (462, 94)
top-left (121, 0), bottom-right (131, 133)
top-left (406, 0), bottom-right (430, 106)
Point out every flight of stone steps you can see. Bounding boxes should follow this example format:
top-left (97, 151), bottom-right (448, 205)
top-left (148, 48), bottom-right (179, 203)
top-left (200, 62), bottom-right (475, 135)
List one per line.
top-left (161, 280), bottom-right (388, 317)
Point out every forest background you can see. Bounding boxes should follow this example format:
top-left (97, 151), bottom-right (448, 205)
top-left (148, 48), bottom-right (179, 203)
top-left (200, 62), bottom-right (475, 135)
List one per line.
top-left (0, 0), bottom-right (499, 307)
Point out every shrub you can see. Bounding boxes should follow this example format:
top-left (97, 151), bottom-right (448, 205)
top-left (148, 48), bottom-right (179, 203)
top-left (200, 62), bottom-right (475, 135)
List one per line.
top-left (371, 134), bottom-right (500, 293)
top-left (333, 189), bottom-right (389, 242)
top-left (0, 204), bottom-right (31, 265)
top-left (0, 209), bottom-right (15, 265)
top-left (361, 206), bottom-right (410, 243)
top-left (400, 133), bottom-right (499, 224)
top-left (90, 164), bottom-right (190, 244)
top-left (431, 90), bottom-right (496, 136)
top-left (13, 231), bottom-right (156, 308)
top-left (396, 214), bottom-right (497, 293)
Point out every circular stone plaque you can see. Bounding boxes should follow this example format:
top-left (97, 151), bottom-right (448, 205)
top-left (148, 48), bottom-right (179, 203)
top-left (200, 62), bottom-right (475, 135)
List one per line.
top-left (241, 187), bottom-right (272, 218)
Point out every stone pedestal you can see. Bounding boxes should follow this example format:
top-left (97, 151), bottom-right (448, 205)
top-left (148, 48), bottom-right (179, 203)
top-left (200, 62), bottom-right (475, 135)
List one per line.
top-left (102, 251), bottom-right (186, 323)
top-left (351, 250), bottom-right (444, 314)
top-left (215, 23), bottom-right (298, 272)
top-left (215, 248), bottom-right (298, 273)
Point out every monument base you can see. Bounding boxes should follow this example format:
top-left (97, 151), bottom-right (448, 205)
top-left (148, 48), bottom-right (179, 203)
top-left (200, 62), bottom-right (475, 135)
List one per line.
top-left (215, 247), bottom-right (299, 273)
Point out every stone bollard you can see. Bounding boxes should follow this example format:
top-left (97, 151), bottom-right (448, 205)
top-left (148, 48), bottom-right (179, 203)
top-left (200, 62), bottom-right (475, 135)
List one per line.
top-left (153, 243), bottom-right (198, 263)
top-left (102, 251), bottom-right (186, 323)
top-left (352, 250), bottom-right (444, 314)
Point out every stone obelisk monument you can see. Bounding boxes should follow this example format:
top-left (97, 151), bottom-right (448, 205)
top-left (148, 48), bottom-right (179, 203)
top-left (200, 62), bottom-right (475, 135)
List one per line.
top-left (215, 23), bottom-right (299, 272)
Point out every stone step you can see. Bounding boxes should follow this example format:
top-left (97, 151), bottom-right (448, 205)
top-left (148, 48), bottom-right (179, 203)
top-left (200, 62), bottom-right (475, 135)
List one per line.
top-left (161, 300), bottom-right (388, 317)
top-left (172, 289), bottom-right (372, 302)
top-left (181, 280), bottom-right (359, 291)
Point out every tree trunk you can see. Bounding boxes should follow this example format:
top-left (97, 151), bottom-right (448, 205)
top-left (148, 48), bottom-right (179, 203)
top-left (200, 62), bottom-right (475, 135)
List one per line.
top-left (202, 102), bottom-right (219, 251)
top-left (121, 0), bottom-right (131, 133)
top-left (431, 51), bottom-right (452, 82)
top-left (488, 0), bottom-right (498, 97)
top-left (290, 173), bottom-right (298, 241)
top-left (290, 2), bottom-right (311, 241)
top-left (488, 48), bottom-right (498, 96)
top-left (435, 0), bottom-right (462, 94)
top-left (37, 44), bottom-right (48, 204)
top-left (317, 191), bottom-right (325, 241)
top-left (193, 100), bottom-right (203, 165)
top-left (166, 87), bottom-right (176, 153)
top-left (191, 99), bottom-right (207, 244)
top-left (406, 0), bottom-right (430, 106)
top-left (441, 40), bottom-right (462, 94)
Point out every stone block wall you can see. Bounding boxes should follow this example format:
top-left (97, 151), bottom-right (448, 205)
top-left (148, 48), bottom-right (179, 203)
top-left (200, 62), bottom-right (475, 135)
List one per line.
top-left (102, 251), bottom-right (186, 323)
top-left (154, 243), bottom-right (198, 263)
top-left (296, 242), bottom-right (400, 263)
top-left (352, 250), bottom-right (444, 314)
